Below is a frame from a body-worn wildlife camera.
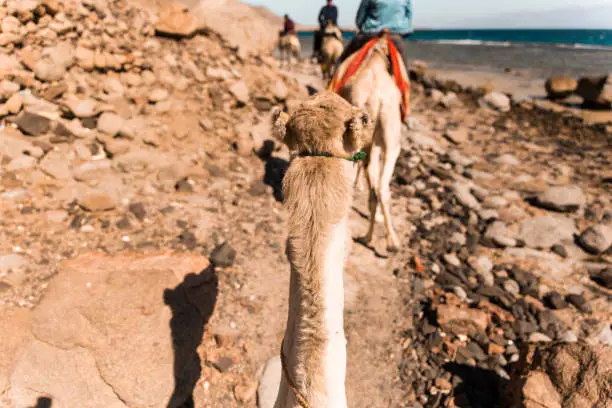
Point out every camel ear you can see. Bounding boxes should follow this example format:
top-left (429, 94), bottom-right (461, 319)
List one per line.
top-left (344, 108), bottom-right (370, 151)
top-left (271, 107), bottom-right (289, 142)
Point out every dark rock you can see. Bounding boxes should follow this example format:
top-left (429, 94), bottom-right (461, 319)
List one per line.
top-left (566, 294), bottom-right (592, 314)
top-left (591, 268), bottom-right (612, 289)
top-left (128, 202), bottom-right (147, 221)
top-left (211, 356), bottom-right (234, 373)
top-left (116, 217), bottom-right (131, 230)
top-left (178, 230), bottom-right (197, 250)
top-left (544, 292), bottom-right (568, 310)
top-left (210, 242), bottom-right (236, 267)
top-left (175, 179), bottom-right (194, 193)
top-left (466, 342), bottom-right (487, 362)
top-left (14, 111), bottom-right (52, 136)
top-left (551, 244), bottom-right (568, 258)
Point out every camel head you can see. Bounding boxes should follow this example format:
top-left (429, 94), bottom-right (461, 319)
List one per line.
top-left (272, 91), bottom-right (371, 158)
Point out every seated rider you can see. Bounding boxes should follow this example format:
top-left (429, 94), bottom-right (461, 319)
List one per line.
top-left (313, 0), bottom-right (338, 59)
top-left (280, 14), bottom-right (296, 37)
top-left (336, 0), bottom-right (413, 68)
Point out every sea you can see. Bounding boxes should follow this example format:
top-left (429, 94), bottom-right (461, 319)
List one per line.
top-left (298, 29), bottom-right (612, 77)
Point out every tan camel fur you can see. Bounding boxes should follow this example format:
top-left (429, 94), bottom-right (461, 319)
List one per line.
top-left (279, 34), bottom-right (301, 67)
top-left (338, 40), bottom-right (404, 252)
top-left (271, 91), bottom-right (371, 408)
top-left (320, 22), bottom-right (343, 81)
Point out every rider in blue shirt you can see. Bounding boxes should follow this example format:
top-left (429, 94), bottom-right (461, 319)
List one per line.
top-left (337, 0), bottom-right (413, 67)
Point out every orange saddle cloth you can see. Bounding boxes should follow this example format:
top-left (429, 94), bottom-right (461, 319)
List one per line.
top-left (328, 36), bottom-right (411, 121)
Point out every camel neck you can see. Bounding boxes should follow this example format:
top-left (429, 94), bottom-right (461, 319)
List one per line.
top-left (277, 159), bottom-right (353, 408)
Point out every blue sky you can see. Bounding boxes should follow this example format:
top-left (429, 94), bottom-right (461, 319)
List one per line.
top-left (244, 0), bottom-right (612, 28)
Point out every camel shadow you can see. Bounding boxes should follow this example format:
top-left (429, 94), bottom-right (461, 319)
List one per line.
top-left (443, 362), bottom-right (507, 408)
top-left (258, 141), bottom-right (289, 202)
top-left (164, 265), bottom-right (218, 408)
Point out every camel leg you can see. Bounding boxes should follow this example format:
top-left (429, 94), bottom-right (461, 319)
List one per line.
top-left (377, 123), bottom-right (402, 253)
top-left (360, 143), bottom-right (382, 246)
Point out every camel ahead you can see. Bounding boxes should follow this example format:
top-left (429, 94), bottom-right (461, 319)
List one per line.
top-left (320, 21), bottom-right (344, 81)
top-left (332, 35), bottom-right (409, 253)
top-left (278, 34), bottom-right (301, 68)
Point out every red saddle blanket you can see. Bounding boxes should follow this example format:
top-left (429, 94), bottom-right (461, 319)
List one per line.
top-left (328, 36), bottom-right (411, 121)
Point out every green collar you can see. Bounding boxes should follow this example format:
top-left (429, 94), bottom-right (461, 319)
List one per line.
top-left (298, 151), bottom-right (367, 162)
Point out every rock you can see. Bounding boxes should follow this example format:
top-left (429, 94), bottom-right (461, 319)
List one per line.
top-left (536, 185), bottom-right (586, 212)
top-left (0, 80), bottom-right (20, 99)
top-left (5, 93), bottom-right (23, 114)
top-left (518, 215), bottom-right (577, 249)
top-left (576, 74), bottom-right (612, 107)
top-left (578, 225), bottom-right (612, 254)
top-left (210, 242), bottom-right (236, 267)
top-left (46, 210), bottom-right (68, 223)
top-left (444, 128), bottom-right (469, 144)
top-left (74, 47), bottom-right (95, 71)
top-left (591, 268), bottom-right (612, 289)
top-left (129, 203), bottom-right (147, 221)
top-left (34, 44), bottom-right (74, 82)
top-left (149, 88), bottom-right (169, 103)
top-left (494, 154), bottom-right (520, 166)
top-left (453, 286), bottom-right (468, 302)
top-left (103, 77), bottom-right (124, 96)
top-left (469, 256), bottom-right (494, 286)
top-left (545, 77), bottom-right (578, 99)
top-left (72, 160), bottom-right (112, 182)
top-left (229, 81), bottom-right (250, 105)
top-left (443, 253), bottom-right (461, 268)
top-left (78, 192), bottom-right (117, 212)
top-left (155, 3), bottom-right (200, 38)
top-left (258, 356), bottom-right (281, 408)
top-left (97, 112), bottom-right (124, 136)
top-left (544, 292), bottom-right (568, 310)
top-left (507, 342), bottom-right (611, 408)
top-left (452, 182), bottom-right (481, 210)
top-left (503, 280), bottom-right (521, 297)
top-left (566, 294), bottom-right (591, 314)
top-left (38, 150), bottom-right (72, 180)
top-left (14, 111), bottom-right (52, 136)
top-left (65, 98), bottom-right (98, 118)
top-left (7, 155), bottom-right (37, 172)
top-left (272, 80), bottom-right (288, 100)
top-left (234, 380), bottom-right (257, 402)
top-left (436, 304), bottom-right (489, 337)
top-left (479, 92), bottom-right (511, 112)
top-left (0, 254), bottom-right (26, 272)
top-left (528, 332), bottom-right (552, 343)
top-left (559, 331), bottom-right (578, 343)
top-left (6, 252), bottom-right (214, 408)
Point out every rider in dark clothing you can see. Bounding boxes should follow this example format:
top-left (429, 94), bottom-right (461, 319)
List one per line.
top-left (313, 0), bottom-right (338, 59)
top-left (280, 15), bottom-right (296, 36)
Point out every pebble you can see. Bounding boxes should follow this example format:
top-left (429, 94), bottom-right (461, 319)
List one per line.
top-left (96, 112), bottom-right (124, 136)
top-left (210, 242), bottom-right (236, 267)
top-left (503, 279), bottom-right (521, 296)
top-left (449, 232), bottom-right (467, 246)
top-left (591, 268), bottom-right (612, 289)
top-left (535, 185), bottom-right (586, 213)
top-left (566, 294), bottom-right (592, 314)
top-left (469, 256), bottom-right (494, 286)
top-left (149, 88), bottom-right (169, 103)
top-left (443, 253), bottom-right (461, 268)
top-left (78, 192), bottom-right (117, 212)
top-left (544, 291), bottom-right (568, 309)
top-left (559, 331), bottom-right (578, 343)
top-left (578, 225), bottom-right (612, 254)
top-left (529, 332), bottom-right (552, 343)
top-left (453, 286), bottom-right (468, 302)
top-left (493, 154), bottom-right (520, 166)
top-left (0, 254), bottom-right (26, 272)
top-left (128, 202), bottom-right (147, 221)
top-left (14, 111), bottom-right (52, 136)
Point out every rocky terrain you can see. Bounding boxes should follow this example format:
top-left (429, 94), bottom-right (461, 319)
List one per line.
top-left (0, 0), bottom-right (610, 407)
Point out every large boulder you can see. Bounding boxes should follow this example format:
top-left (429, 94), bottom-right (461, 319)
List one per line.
top-left (576, 74), bottom-right (612, 108)
top-left (4, 252), bottom-right (216, 408)
top-left (154, 2), bottom-right (200, 38)
top-left (545, 77), bottom-right (578, 100)
top-left (182, 0), bottom-right (278, 56)
top-left (507, 342), bottom-right (612, 408)
top-left (479, 92), bottom-right (511, 112)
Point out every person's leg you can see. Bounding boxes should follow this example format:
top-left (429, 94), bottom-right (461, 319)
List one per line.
top-left (336, 32), bottom-right (376, 66)
top-left (390, 34), bottom-right (409, 69)
top-left (313, 30), bottom-right (322, 57)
